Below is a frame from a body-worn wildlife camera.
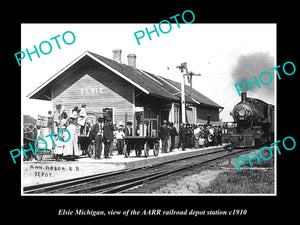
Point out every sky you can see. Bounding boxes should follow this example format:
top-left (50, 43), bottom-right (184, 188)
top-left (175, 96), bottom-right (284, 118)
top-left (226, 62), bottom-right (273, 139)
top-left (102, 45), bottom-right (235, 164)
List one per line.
top-left (21, 23), bottom-right (276, 121)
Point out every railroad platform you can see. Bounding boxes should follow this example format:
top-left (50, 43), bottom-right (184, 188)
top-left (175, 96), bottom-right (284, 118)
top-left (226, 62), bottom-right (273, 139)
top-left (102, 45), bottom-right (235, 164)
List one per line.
top-left (22, 145), bottom-right (225, 187)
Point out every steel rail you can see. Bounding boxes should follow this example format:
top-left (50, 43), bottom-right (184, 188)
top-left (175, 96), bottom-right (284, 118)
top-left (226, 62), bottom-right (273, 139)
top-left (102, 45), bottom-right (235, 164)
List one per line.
top-left (49, 148), bottom-right (225, 194)
top-left (23, 168), bottom-right (134, 194)
top-left (23, 146), bottom-right (235, 194)
top-left (67, 149), bottom-right (253, 194)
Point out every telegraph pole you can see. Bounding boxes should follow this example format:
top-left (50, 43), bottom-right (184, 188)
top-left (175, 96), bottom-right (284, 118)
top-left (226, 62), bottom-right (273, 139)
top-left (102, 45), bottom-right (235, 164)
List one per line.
top-left (176, 62), bottom-right (201, 124)
top-left (177, 62), bottom-right (187, 124)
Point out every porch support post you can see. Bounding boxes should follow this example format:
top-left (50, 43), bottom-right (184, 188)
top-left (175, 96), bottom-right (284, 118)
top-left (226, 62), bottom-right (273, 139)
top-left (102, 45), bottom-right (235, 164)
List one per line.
top-left (170, 102), bottom-right (175, 123)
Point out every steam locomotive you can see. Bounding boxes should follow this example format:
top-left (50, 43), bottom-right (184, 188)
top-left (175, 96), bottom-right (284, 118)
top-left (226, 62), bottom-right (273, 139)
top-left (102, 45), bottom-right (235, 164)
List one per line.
top-left (224, 92), bottom-right (274, 148)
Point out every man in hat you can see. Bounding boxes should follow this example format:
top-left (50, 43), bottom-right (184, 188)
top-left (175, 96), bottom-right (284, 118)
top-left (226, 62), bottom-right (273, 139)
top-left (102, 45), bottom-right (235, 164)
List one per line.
top-left (186, 124), bottom-right (193, 148)
top-left (103, 121), bottom-right (114, 158)
top-left (90, 116), bottom-right (104, 159)
top-left (159, 120), bottom-right (169, 153)
top-left (78, 104), bottom-right (87, 135)
top-left (168, 122), bottom-right (178, 152)
top-left (205, 124), bottom-right (214, 147)
top-left (198, 123), bottom-right (206, 148)
top-left (212, 125), bottom-right (219, 146)
top-left (179, 123), bottom-right (187, 151)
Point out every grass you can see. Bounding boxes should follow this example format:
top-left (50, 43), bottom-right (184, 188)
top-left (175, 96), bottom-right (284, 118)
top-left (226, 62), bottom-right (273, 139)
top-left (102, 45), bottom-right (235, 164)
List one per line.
top-left (155, 149), bottom-right (275, 194)
top-left (201, 149), bottom-right (275, 193)
top-left (155, 168), bottom-right (274, 194)
top-left (200, 169), bottom-right (274, 194)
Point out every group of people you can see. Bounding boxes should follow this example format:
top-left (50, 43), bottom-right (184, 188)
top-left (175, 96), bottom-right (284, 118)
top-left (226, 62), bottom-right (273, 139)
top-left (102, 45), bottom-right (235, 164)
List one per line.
top-left (158, 121), bottom-right (178, 153)
top-left (89, 116), bottom-right (118, 159)
top-left (158, 120), bottom-right (223, 153)
top-left (51, 103), bottom-right (223, 160)
top-left (52, 116), bottom-right (81, 161)
top-left (180, 123), bottom-right (223, 150)
top-left (53, 104), bottom-right (121, 160)
top-left (50, 104), bottom-right (88, 161)
top-left (52, 116), bottom-right (118, 161)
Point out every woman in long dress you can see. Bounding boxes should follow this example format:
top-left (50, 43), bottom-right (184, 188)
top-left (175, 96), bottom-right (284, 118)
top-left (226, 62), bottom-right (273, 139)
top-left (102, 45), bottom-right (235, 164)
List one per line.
top-left (63, 118), bottom-right (81, 161)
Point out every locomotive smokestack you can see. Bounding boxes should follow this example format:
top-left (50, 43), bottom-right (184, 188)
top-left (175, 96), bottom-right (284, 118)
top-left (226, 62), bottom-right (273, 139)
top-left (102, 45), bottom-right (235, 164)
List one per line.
top-left (241, 92), bottom-right (247, 102)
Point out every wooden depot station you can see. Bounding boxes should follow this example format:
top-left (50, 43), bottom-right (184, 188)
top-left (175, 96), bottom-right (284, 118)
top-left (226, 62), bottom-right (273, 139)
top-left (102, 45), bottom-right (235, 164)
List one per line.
top-left (28, 49), bottom-right (223, 137)
top-left (24, 49), bottom-right (225, 187)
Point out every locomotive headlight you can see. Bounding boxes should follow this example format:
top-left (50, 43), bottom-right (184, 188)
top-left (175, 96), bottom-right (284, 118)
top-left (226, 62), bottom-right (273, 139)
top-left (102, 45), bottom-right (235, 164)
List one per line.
top-left (233, 103), bottom-right (253, 123)
top-left (238, 108), bottom-right (246, 116)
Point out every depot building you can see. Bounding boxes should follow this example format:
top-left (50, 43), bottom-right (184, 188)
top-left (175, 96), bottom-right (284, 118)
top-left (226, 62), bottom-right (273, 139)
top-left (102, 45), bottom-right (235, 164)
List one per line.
top-left (28, 49), bottom-right (223, 131)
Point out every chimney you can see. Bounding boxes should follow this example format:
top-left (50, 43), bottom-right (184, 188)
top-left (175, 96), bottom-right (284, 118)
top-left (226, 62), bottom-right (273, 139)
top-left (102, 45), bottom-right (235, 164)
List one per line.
top-left (112, 49), bottom-right (122, 64)
top-left (241, 92), bottom-right (247, 102)
top-left (127, 54), bottom-right (136, 68)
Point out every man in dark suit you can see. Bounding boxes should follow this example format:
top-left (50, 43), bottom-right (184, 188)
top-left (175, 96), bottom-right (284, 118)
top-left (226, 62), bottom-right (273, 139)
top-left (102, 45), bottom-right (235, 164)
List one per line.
top-left (159, 120), bottom-right (169, 153)
top-left (179, 123), bottom-right (187, 151)
top-left (90, 117), bottom-right (104, 159)
top-left (169, 122), bottom-right (178, 152)
top-left (103, 122), bottom-right (114, 158)
top-left (216, 125), bottom-right (223, 146)
top-left (124, 121), bottom-right (133, 154)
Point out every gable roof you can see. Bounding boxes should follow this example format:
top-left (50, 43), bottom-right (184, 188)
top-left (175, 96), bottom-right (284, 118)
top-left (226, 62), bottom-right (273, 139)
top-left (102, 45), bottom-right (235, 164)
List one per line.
top-left (28, 51), bottom-right (222, 109)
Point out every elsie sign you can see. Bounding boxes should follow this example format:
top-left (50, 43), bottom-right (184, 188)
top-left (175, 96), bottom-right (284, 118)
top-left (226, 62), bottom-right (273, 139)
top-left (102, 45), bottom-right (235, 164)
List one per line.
top-left (80, 88), bottom-right (105, 94)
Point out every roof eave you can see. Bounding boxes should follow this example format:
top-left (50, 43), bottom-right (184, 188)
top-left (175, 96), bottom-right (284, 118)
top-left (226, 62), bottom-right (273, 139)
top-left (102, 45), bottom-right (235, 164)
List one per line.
top-left (27, 51), bottom-right (150, 100)
top-left (27, 51), bottom-right (90, 99)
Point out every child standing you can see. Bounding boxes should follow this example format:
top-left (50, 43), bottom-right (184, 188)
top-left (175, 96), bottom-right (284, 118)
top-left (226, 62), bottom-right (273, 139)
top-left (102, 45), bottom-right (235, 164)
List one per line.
top-left (115, 124), bottom-right (125, 155)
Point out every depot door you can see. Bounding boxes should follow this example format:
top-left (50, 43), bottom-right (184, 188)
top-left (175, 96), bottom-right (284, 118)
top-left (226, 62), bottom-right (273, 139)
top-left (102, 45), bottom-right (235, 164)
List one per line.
top-left (186, 107), bottom-right (196, 124)
top-left (161, 109), bottom-right (170, 124)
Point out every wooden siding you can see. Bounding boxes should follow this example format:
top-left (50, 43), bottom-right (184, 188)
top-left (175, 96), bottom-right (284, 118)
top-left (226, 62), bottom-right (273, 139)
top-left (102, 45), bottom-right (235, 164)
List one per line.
top-left (135, 93), bottom-right (165, 119)
top-left (196, 105), bottom-right (219, 122)
top-left (47, 57), bottom-right (220, 127)
top-left (52, 59), bottom-right (134, 123)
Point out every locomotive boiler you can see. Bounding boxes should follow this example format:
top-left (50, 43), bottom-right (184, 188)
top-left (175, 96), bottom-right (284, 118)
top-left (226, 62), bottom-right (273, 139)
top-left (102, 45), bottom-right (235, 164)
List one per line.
top-left (226, 92), bottom-right (274, 148)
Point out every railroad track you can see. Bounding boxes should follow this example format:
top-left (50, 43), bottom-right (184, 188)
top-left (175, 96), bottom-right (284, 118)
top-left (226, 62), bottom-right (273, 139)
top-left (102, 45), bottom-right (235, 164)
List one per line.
top-left (23, 148), bottom-right (253, 194)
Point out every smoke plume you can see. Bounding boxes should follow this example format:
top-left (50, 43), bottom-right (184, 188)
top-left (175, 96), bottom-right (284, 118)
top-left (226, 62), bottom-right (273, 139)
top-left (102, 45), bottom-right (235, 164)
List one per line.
top-left (231, 52), bottom-right (275, 103)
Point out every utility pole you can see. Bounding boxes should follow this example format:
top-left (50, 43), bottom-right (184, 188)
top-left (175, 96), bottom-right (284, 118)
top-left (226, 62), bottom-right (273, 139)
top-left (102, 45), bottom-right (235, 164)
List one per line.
top-left (186, 71), bottom-right (201, 98)
top-left (176, 62), bottom-right (201, 124)
top-left (177, 62), bottom-right (187, 124)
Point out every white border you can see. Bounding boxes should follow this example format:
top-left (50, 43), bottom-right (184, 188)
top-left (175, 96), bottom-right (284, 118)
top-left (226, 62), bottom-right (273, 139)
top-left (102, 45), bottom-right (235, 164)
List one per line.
top-left (21, 24), bottom-right (277, 197)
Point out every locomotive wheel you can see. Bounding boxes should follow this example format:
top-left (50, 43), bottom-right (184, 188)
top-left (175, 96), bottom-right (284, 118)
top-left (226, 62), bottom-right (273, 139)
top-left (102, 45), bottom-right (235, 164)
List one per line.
top-left (144, 142), bottom-right (150, 158)
top-left (153, 142), bottom-right (159, 156)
